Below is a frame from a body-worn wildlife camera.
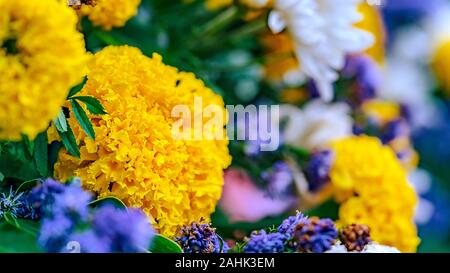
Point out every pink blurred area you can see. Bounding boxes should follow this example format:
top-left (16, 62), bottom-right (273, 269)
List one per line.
top-left (219, 168), bottom-right (297, 223)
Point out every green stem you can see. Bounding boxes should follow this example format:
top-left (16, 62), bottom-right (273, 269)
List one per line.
top-left (196, 6), bottom-right (241, 37)
top-left (228, 18), bottom-right (267, 42)
top-left (284, 145), bottom-right (311, 161)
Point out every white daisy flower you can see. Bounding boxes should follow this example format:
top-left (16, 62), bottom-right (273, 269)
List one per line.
top-left (326, 242), bottom-right (401, 253)
top-left (279, 100), bottom-right (353, 149)
top-left (268, 0), bottom-right (374, 101)
top-left (362, 243), bottom-right (401, 253)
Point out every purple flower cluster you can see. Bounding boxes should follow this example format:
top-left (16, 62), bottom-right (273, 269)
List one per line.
top-left (30, 179), bottom-right (154, 253)
top-left (71, 206), bottom-right (154, 253)
top-left (382, 0), bottom-right (445, 36)
top-left (176, 222), bottom-right (229, 253)
top-left (28, 178), bottom-right (66, 218)
top-left (242, 212), bottom-right (306, 253)
top-left (342, 55), bottom-right (380, 104)
top-left (262, 161), bottom-right (294, 197)
top-left (277, 211), bottom-right (306, 236)
top-left (243, 230), bottom-right (286, 253)
top-left (242, 213), bottom-right (339, 253)
top-left (304, 150), bottom-right (334, 192)
top-left (381, 119), bottom-right (409, 144)
top-left (293, 217), bottom-right (338, 253)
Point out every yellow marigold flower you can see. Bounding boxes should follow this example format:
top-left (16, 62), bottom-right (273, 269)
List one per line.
top-left (355, 2), bottom-right (385, 64)
top-left (329, 136), bottom-right (420, 252)
top-left (0, 0), bottom-right (88, 141)
top-left (80, 0), bottom-right (141, 30)
top-left (53, 46), bottom-right (231, 237)
top-left (432, 39), bottom-right (450, 95)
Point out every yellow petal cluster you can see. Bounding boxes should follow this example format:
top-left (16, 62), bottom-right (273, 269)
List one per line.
top-left (0, 0), bottom-right (88, 141)
top-left (262, 32), bottom-right (298, 81)
top-left (53, 46), bottom-right (231, 237)
top-left (355, 2), bottom-right (385, 64)
top-left (329, 136), bottom-right (420, 252)
top-left (361, 99), bottom-right (401, 125)
top-left (432, 39), bottom-right (450, 95)
top-left (80, 0), bottom-right (141, 30)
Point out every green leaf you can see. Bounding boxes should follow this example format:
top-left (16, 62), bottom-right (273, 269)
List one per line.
top-left (89, 196), bottom-right (127, 210)
top-left (0, 171), bottom-right (4, 182)
top-left (53, 109), bottom-right (68, 133)
top-left (0, 220), bottom-right (41, 253)
top-left (57, 123), bottom-right (80, 158)
top-left (0, 142), bottom-right (40, 181)
top-left (72, 96), bottom-right (107, 115)
top-left (67, 77), bottom-right (87, 98)
top-left (22, 135), bottom-right (34, 157)
top-left (93, 31), bottom-right (123, 46)
top-left (71, 100), bottom-right (95, 140)
top-left (33, 132), bottom-right (48, 177)
top-left (149, 234), bottom-right (183, 253)
top-left (3, 213), bottom-right (40, 236)
top-left (305, 198), bottom-right (340, 220)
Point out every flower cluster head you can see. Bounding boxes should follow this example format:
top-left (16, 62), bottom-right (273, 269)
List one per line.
top-left (176, 222), bottom-right (228, 253)
top-left (329, 135), bottom-right (420, 252)
top-left (79, 0), bottom-right (141, 30)
top-left (262, 161), bottom-right (294, 197)
top-left (29, 179), bottom-right (66, 218)
top-left (339, 224), bottom-right (371, 252)
top-left (304, 150), bottom-right (334, 192)
top-left (0, 0), bottom-right (88, 140)
top-left (293, 217), bottom-right (338, 253)
top-left (243, 230), bottom-right (286, 253)
top-left (72, 206), bottom-right (154, 253)
top-left (280, 101), bottom-right (353, 150)
top-left (341, 54), bottom-right (381, 104)
top-left (32, 179), bottom-right (154, 253)
top-left (0, 188), bottom-right (37, 219)
top-left (53, 46), bottom-right (231, 237)
top-left (277, 211), bottom-right (306, 237)
top-left (33, 179), bottom-right (93, 252)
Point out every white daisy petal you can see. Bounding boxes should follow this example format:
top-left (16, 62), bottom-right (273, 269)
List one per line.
top-left (269, 0), bottom-right (374, 100)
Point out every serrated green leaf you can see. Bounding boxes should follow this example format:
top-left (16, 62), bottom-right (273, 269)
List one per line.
top-left (53, 109), bottom-right (68, 133)
top-left (72, 96), bottom-right (107, 115)
top-left (89, 196), bottom-right (127, 210)
top-left (149, 234), bottom-right (183, 253)
top-left (57, 123), bottom-right (80, 158)
top-left (33, 132), bottom-right (48, 177)
top-left (67, 77), bottom-right (87, 98)
top-left (71, 100), bottom-right (95, 140)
